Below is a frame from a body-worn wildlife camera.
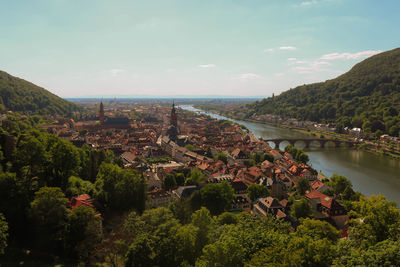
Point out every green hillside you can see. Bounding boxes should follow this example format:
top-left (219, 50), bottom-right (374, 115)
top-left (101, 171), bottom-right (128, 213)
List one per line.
top-left (246, 48), bottom-right (400, 136)
top-left (0, 70), bottom-right (80, 115)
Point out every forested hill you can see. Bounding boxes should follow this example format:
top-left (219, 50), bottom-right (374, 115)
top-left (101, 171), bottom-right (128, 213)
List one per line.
top-left (246, 48), bottom-right (400, 136)
top-left (0, 70), bottom-right (80, 115)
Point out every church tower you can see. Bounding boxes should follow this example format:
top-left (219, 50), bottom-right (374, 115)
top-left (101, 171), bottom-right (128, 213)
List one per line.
top-left (99, 101), bottom-right (105, 124)
top-left (170, 101), bottom-right (178, 128)
top-left (166, 101), bottom-right (179, 141)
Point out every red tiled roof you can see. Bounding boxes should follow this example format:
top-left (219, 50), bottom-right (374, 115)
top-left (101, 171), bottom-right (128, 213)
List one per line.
top-left (276, 209), bottom-right (287, 219)
top-left (305, 190), bottom-right (333, 209)
top-left (311, 180), bottom-right (326, 191)
top-left (69, 194), bottom-right (101, 217)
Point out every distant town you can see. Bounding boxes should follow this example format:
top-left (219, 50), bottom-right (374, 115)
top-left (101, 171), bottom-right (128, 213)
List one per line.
top-left (36, 99), bottom-right (351, 234)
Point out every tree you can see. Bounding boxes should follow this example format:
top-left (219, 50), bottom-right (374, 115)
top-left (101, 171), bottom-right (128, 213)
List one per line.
top-left (14, 135), bottom-right (47, 178)
top-left (199, 181), bottom-right (235, 215)
top-left (327, 174), bottom-right (352, 196)
top-left (139, 207), bottom-right (176, 233)
top-left (297, 152), bottom-right (309, 164)
top-left (191, 207), bottom-right (214, 256)
top-left (290, 198), bottom-right (312, 220)
top-left (349, 194), bottom-right (400, 246)
top-left (295, 218), bottom-right (340, 242)
top-left (213, 152), bottom-right (228, 164)
top-left (49, 139), bottom-right (80, 189)
top-left (65, 176), bottom-right (94, 197)
top-left (247, 184), bottom-right (270, 202)
top-left (125, 233), bottom-right (156, 267)
top-left (217, 212), bottom-right (238, 225)
top-left (262, 153), bottom-right (274, 163)
top-left (0, 172), bottom-right (28, 236)
top-left (175, 173), bottom-right (185, 186)
top-left (185, 168), bottom-right (206, 186)
top-left (252, 152), bottom-right (262, 164)
top-left (296, 177), bottom-right (310, 195)
top-left (64, 205), bottom-right (102, 259)
top-left (163, 174), bottom-right (177, 191)
top-left (0, 213), bottom-right (8, 254)
top-left (334, 239), bottom-right (400, 266)
top-left (285, 235), bottom-right (336, 267)
top-left (95, 163), bottom-right (146, 212)
top-left (184, 144), bottom-right (195, 151)
top-left (29, 187), bottom-right (69, 251)
top-left (205, 147), bottom-right (212, 158)
top-left (174, 224), bottom-right (198, 265)
top-left (285, 145), bottom-right (309, 163)
top-left (196, 236), bottom-right (245, 267)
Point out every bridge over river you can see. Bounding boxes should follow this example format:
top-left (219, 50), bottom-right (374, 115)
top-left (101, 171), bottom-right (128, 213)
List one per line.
top-left (263, 138), bottom-right (358, 149)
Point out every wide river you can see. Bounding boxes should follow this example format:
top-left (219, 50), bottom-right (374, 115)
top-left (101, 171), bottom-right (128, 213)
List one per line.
top-left (180, 105), bottom-right (400, 204)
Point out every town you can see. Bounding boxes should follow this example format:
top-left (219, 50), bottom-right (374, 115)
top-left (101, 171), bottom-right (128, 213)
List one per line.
top-left (40, 99), bottom-right (350, 236)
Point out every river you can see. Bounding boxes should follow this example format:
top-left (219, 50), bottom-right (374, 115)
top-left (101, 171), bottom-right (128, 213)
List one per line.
top-left (180, 105), bottom-right (400, 204)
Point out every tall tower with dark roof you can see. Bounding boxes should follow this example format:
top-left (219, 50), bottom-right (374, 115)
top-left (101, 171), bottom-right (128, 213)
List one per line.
top-left (166, 101), bottom-right (179, 141)
top-left (99, 101), bottom-right (105, 124)
top-left (170, 101), bottom-right (177, 128)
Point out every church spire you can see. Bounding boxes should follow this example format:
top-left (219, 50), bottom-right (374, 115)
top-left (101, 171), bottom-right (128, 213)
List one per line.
top-left (170, 101), bottom-right (177, 128)
top-left (99, 101), bottom-right (104, 124)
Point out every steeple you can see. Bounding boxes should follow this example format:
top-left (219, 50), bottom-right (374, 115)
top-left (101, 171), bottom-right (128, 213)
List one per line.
top-left (99, 101), bottom-right (104, 124)
top-left (170, 101), bottom-right (177, 128)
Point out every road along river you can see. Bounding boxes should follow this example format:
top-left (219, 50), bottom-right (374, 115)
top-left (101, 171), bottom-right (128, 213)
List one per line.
top-left (180, 105), bottom-right (400, 204)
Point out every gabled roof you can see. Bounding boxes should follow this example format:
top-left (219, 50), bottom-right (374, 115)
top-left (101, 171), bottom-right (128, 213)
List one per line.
top-left (260, 197), bottom-right (283, 209)
top-left (311, 180), bottom-right (329, 191)
top-left (305, 190), bottom-right (333, 209)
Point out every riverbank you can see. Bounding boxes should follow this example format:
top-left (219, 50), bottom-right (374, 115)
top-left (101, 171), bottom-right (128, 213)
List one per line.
top-left (181, 104), bottom-right (400, 205)
top-left (192, 105), bottom-right (400, 160)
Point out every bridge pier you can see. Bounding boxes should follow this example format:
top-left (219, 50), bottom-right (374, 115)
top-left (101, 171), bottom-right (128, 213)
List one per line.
top-left (320, 140), bottom-right (327, 148)
top-left (304, 140), bottom-right (311, 149)
top-left (273, 141), bottom-right (280, 149)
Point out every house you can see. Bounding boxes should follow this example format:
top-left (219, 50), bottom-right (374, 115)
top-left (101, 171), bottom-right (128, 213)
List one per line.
top-left (230, 178), bottom-right (248, 196)
top-left (121, 151), bottom-right (137, 165)
top-left (305, 190), bottom-right (348, 229)
top-left (147, 188), bottom-right (173, 208)
top-left (173, 185), bottom-right (200, 198)
top-left (253, 197), bottom-right (287, 219)
top-left (270, 150), bottom-right (282, 161)
top-left (69, 194), bottom-right (101, 217)
top-left (231, 148), bottom-right (248, 160)
top-left (231, 196), bottom-right (250, 211)
top-left (311, 180), bottom-right (330, 192)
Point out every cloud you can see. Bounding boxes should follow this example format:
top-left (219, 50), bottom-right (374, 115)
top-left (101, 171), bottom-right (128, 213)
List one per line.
top-left (279, 46), bottom-right (297, 51)
top-left (237, 73), bottom-right (261, 81)
top-left (108, 69), bottom-right (125, 76)
top-left (301, 0), bottom-right (318, 6)
top-left (292, 60), bottom-right (332, 74)
top-left (287, 58), bottom-right (297, 61)
top-left (274, 73), bottom-right (285, 77)
top-left (198, 64), bottom-right (216, 68)
top-left (320, 50), bottom-right (382, 60)
top-left (263, 48), bottom-right (274, 53)
top-left (312, 61), bottom-right (332, 67)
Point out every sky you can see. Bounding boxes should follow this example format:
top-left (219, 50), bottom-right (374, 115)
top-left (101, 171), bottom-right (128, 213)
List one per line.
top-left (0, 0), bottom-right (399, 98)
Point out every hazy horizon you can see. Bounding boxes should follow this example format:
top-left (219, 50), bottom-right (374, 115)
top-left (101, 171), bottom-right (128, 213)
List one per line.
top-left (1, 0), bottom-right (399, 97)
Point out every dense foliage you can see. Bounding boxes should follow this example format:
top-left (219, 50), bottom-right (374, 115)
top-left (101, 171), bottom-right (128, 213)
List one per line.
top-left (246, 48), bottom-right (400, 136)
top-left (285, 145), bottom-right (309, 163)
top-left (0, 70), bottom-right (80, 115)
top-left (0, 119), bottom-right (146, 263)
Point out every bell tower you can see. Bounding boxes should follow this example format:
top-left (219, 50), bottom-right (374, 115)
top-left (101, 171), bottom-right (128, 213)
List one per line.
top-left (170, 101), bottom-right (177, 128)
top-left (99, 101), bottom-right (105, 124)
